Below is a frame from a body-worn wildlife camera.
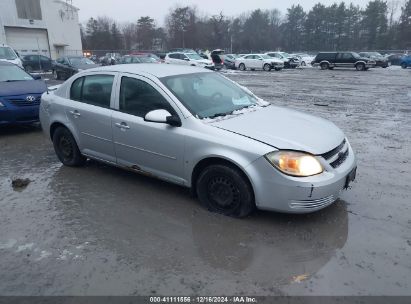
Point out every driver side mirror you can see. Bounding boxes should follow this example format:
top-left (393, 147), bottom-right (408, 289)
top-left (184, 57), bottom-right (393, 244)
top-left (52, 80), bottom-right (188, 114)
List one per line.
top-left (144, 109), bottom-right (182, 127)
top-left (31, 74), bottom-right (42, 80)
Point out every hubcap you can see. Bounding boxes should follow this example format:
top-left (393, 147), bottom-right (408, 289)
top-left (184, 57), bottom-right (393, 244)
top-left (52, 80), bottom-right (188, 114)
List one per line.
top-left (207, 176), bottom-right (240, 211)
top-left (59, 135), bottom-right (73, 160)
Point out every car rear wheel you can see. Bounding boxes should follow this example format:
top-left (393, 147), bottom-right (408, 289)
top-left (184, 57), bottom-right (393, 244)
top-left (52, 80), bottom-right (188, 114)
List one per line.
top-left (274, 67), bottom-right (282, 71)
top-left (356, 63), bottom-right (366, 71)
top-left (239, 63), bottom-right (246, 71)
top-left (52, 127), bottom-right (86, 167)
top-left (263, 64), bottom-right (272, 71)
top-left (401, 63), bottom-right (407, 69)
top-left (196, 164), bottom-right (255, 218)
top-left (320, 62), bottom-right (329, 70)
top-left (301, 61), bottom-right (306, 66)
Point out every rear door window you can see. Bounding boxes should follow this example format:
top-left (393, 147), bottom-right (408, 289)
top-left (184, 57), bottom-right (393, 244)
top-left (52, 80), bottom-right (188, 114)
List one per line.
top-left (69, 75), bottom-right (115, 108)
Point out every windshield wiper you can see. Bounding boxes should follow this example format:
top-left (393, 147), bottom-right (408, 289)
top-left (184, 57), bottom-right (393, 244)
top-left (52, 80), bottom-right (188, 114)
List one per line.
top-left (208, 111), bottom-right (233, 119)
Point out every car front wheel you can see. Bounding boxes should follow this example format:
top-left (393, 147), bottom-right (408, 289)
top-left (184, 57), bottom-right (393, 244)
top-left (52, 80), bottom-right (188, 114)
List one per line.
top-left (239, 63), bottom-right (246, 71)
top-left (196, 164), bottom-right (255, 218)
top-left (52, 127), bottom-right (86, 167)
top-left (263, 63), bottom-right (272, 71)
top-left (401, 63), bottom-right (407, 69)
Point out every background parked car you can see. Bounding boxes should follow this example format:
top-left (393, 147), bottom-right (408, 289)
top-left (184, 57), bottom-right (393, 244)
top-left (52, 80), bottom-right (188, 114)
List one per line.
top-left (236, 54), bottom-right (284, 71)
top-left (0, 45), bottom-right (23, 68)
top-left (400, 55), bottom-right (411, 69)
top-left (119, 55), bottom-right (143, 64)
top-left (52, 56), bottom-right (100, 80)
top-left (22, 54), bottom-right (53, 72)
top-left (0, 61), bottom-right (47, 125)
top-left (266, 52), bottom-right (300, 68)
top-left (165, 52), bottom-right (214, 69)
top-left (129, 52), bottom-right (162, 63)
top-left (386, 53), bottom-right (404, 66)
top-left (223, 54), bottom-right (239, 69)
top-left (359, 52), bottom-right (389, 68)
top-left (209, 49), bottom-right (225, 70)
top-left (101, 53), bottom-right (121, 66)
top-left (291, 53), bottom-right (315, 66)
top-left (312, 52), bottom-right (376, 71)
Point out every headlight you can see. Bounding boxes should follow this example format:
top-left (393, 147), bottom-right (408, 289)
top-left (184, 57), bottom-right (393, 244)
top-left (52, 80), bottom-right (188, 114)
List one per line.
top-left (265, 151), bottom-right (323, 177)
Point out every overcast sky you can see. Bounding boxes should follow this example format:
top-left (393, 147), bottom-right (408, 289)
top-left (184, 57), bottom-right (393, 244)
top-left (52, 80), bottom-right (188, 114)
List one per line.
top-left (72, 0), bottom-right (370, 25)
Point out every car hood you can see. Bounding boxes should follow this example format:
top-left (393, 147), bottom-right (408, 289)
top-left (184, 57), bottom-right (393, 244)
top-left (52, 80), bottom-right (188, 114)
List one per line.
top-left (265, 58), bottom-right (283, 63)
top-left (0, 80), bottom-right (47, 97)
top-left (209, 105), bottom-right (345, 155)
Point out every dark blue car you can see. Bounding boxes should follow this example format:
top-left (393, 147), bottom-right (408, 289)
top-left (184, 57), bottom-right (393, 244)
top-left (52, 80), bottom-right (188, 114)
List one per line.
top-left (400, 55), bottom-right (411, 69)
top-left (0, 61), bottom-right (47, 125)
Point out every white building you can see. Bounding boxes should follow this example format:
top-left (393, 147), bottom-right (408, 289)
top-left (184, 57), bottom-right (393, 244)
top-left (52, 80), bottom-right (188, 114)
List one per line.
top-left (0, 0), bottom-right (83, 59)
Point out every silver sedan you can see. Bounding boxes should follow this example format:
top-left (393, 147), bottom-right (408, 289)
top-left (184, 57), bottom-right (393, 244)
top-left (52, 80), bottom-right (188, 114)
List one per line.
top-left (40, 64), bottom-right (357, 217)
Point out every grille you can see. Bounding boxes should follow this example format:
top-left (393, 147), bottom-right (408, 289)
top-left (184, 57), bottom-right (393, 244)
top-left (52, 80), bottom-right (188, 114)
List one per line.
top-left (321, 139), bottom-right (349, 168)
top-left (8, 96), bottom-right (41, 107)
top-left (290, 195), bottom-right (337, 209)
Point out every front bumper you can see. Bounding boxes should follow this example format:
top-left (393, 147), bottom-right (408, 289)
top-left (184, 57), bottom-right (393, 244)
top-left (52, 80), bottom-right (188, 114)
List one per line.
top-left (0, 106), bottom-right (40, 125)
top-left (246, 142), bottom-right (357, 213)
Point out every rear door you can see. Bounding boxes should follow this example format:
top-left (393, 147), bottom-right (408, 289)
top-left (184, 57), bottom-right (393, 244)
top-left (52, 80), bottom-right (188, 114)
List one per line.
top-left (65, 73), bottom-right (118, 163)
top-left (111, 74), bottom-right (186, 184)
top-left (336, 53), bottom-right (355, 67)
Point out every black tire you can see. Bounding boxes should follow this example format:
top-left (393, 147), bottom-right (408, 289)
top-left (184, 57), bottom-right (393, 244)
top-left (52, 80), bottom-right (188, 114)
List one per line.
top-left (52, 127), bottom-right (86, 167)
top-left (401, 63), bottom-right (407, 69)
top-left (263, 64), bottom-right (272, 71)
top-left (328, 67), bottom-right (334, 70)
top-left (320, 62), bottom-right (329, 70)
top-left (239, 63), bottom-right (246, 71)
top-left (356, 63), bottom-right (365, 71)
top-left (274, 67), bottom-right (282, 71)
top-left (196, 164), bottom-right (255, 218)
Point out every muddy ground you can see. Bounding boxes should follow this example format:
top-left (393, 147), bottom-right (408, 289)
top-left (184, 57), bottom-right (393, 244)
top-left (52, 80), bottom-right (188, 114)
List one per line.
top-left (0, 67), bottom-right (410, 296)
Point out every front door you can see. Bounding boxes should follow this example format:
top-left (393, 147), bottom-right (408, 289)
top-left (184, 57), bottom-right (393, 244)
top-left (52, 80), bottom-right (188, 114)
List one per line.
top-left (65, 73), bottom-right (117, 163)
top-left (112, 74), bottom-right (186, 184)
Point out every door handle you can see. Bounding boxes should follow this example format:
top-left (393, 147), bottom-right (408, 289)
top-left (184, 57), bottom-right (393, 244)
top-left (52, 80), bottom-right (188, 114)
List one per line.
top-left (69, 110), bottom-right (81, 117)
top-left (115, 122), bottom-right (130, 130)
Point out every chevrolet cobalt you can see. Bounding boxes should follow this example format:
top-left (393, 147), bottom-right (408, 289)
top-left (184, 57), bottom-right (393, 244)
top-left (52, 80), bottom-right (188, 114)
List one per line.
top-left (40, 64), bottom-right (357, 217)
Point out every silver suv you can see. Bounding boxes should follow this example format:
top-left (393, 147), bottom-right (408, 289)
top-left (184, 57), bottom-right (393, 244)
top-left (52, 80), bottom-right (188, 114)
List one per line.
top-left (40, 64), bottom-right (357, 217)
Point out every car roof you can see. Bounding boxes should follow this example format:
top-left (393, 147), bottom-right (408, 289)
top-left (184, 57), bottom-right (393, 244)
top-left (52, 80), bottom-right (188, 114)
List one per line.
top-left (86, 63), bottom-right (212, 78)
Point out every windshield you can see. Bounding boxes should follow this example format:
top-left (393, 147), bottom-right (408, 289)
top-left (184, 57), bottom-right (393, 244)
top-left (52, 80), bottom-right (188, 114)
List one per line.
top-left (68, 57), bottom-right (95, 66)
top-left (280, 52), bottom-right (290, 57)
top-left (186, 53), bottom-right (203, 60)
top-left (0, 65), bottom-right (33, 82)
top-left (161, 72), bottom-right (260, 119)
top-left (0, 47), bottom-right (18, 60)
top-left (261, 54), bottom-right (271, 59)
top-left (352, 52), bottom-right (361, 59)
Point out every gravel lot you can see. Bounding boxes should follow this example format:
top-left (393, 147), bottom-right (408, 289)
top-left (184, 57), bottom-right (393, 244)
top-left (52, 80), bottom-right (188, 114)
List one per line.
top-left (0, 67), bottom-right (410, 296)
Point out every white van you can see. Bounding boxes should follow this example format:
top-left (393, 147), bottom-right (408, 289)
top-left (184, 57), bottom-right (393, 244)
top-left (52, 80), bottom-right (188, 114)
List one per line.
top-left (0, 45), bottom-right (23, 68)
